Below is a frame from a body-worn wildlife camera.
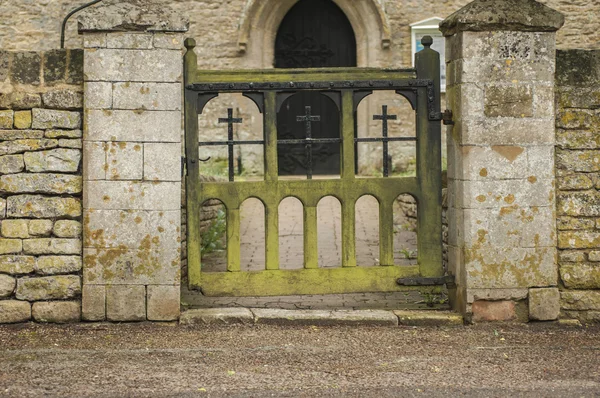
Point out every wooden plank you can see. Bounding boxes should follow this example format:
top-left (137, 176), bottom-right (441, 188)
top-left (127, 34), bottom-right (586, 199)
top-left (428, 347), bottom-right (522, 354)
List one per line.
top-left (304, 206), bottom-right (318, 269)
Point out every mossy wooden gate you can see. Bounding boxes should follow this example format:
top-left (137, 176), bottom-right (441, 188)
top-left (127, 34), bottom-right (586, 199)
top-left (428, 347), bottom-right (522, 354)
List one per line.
top-left (184, 37), bottom-right (446, 297)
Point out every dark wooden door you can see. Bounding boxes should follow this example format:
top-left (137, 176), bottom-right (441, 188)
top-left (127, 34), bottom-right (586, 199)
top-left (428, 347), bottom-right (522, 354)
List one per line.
top-left (275, 0), bottom-right (356, 176)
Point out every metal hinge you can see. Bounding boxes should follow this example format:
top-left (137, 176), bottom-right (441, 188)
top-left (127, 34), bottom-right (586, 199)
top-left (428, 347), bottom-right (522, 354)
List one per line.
top-left (442, 109), bottom-right (455, 125)
top-left (397, 275), bottom-right (455, 287)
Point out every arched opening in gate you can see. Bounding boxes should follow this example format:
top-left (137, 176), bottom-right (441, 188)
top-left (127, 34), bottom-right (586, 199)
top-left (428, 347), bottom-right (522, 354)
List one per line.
top-left (275, 0), bottom-right (357, 176)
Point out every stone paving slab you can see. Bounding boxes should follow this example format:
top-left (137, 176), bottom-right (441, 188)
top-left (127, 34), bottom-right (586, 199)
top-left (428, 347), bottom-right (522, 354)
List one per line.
top-left (180, 308), bottom-right (254, 325)
top-left (253, 308), bottom-right (400, 326)
top-left (394, 310), bottom-right (464, 326)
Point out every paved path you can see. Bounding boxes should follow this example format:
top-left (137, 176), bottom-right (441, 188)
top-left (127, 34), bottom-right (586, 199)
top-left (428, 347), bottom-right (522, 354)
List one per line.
top-left (1, 323), bottom-right (599, 397)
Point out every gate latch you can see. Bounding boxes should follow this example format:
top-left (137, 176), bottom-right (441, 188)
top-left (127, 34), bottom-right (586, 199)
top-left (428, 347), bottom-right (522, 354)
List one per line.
top-left (442, 109), bottom-right (455, 125)
top-left (397, 275), bottom-right (455, 287)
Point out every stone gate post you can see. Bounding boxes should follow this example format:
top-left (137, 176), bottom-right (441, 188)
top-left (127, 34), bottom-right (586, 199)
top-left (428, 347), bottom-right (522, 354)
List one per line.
top-left (441, 0), bottom-right (565, 321)
top-left (78, 1), bottom-right (188, 321)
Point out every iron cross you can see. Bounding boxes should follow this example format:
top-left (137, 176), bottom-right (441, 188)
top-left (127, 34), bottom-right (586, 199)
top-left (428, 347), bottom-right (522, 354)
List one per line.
top-left (219, 108), bottom-right (243, 182)
top-left (373, 105), bottom-right (397, 177)
top-left (296, 106), bottom-right (321, 180)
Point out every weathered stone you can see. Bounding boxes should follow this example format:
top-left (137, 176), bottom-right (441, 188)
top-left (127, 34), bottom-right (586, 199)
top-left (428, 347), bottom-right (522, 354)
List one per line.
top-left (180, 308), bottom-right (254, 325)
top-left (558, 251), bottom-right (586, 263)
top-left (560, 263), bottom-right (600, 289)
top-left (0, 255), bottom-right (35, 275)
top-left (556, 109), bottom-right (600, 130)
top-left (0, 300), bottom-right (31, 323)
top-left (11, 52), bottom-right (41, 85)
top-left (439, 0), bottom-right (565, 36)
top-left (143, 143), bottom-right (181, 181)
top-left (0, 239), bottom-right (22, 255)
top-left (557, 192), bottom-right (600, 217)
top-left (67, 49), bottom-right (84, 85)
top-left (31, 109), bottom-right (81, 130)
top-left (0, 110), bottom-right (13, 128)
top-left (52, 221), bottom-right (80, 239)
top-left (84, 82), bottom-right (112, 109)
top-left (484, 85), bottom-right (533, 118)
top-left (0, 130), bottom-right (44, 140)
top-left (0, 92), bottom-right (41, 110)
top-left (15, 275), bottom-right (81, 301)
top-left (0, 198), bottom-right (5, 219)
top-left (467, 288), bottom-right (529, 303)
top-left (556, 129), bottom-right (600, 150)
top-left (153, 33), bottom-right (184, 50)
top-left (557, 175), bottom-right (594, 191)
top-left (556, 50), bottom-right (600, 87)
top-left (0, 274), bottom-right (16, 297)
top-left (82, 285), bottom-right (106, 321)
top-left (84, 181), bottom-right (180, 210)
top-left (561, 291), bottom-right (600, 311)
top-left (0, 50), bottom-right (10, 82)
top-left (106, 33), bottom-right (153, 49)
top-left (558, 231), bottom-right (600, 249)
top-left (13, 111), bottom-right (32, 129)
top-left (0, 139), bottom-right (58, 156)
top-left (0, 173), bottom-right (82, 194)
top-left (84, 110), bottom-right (180, 142)
top-left (28, 220), bottom-right (53, 237)
top-left (58, 139), bottom-right (82, 149)
top-left (557, 217), bottom-right (595, 231)
top-left (24, 149), bottom-right (81, 173)
top-left (43, 49), bottom-right (67, 84)
top-left (147, 285), bottom-right (180, 321)
top-left (2, 219), bottom-right (29, 238)
top-left (106, 285), bottom-right (146, 322)
top-left (113, 82), bottom-right (181, 111)
top-left (394, 310), bottom-right (464, 326)
top-left (556, 87), bottom-right (600, 110)
top-left (7, 195), bottom-right (81, 218)
top-left (23, 238), bottom-right (81, 255)
top-left (106, 142), bottom-right (143, 180)
top-left (42, 89), bottom-right (83, 110)
top-left (83, 33), bottom-right (107, 48)
top-left (32, 301), bottom-right (80, 323)
top-left (556, 150), bottom-right (600, 173)
top-left (529, 288), bottom-right (560, 321)
top-left (0, 154), bottom-right (25, 175)
top-left (253, 309), bottom-right (399, 326)
top-left (45, 129), bottom-right (82, 139)
top-left (35, 256), bottom-right (82, 275)
top-left (472, 300), bottom-right (516, 322)
top-left (82, 142), bottom-right (107, 180)
top-left (589, 251), bottom-right (600, 262)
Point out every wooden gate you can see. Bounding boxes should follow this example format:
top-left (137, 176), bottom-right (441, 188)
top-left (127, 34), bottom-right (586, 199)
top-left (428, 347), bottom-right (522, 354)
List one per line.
top-left (184, 37), bottom-right (446, 297)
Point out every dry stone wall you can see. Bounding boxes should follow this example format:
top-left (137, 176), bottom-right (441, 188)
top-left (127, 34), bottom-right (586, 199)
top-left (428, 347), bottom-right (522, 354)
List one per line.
top-left (0, 49), bottom-right (83, 323)
top-left (555, 50), bottom-right (600, 323)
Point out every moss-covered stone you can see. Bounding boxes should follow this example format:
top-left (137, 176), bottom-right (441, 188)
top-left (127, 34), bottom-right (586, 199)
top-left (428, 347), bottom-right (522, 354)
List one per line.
top-left (24, 149), bottom-right (81, 173)
top-left (1, 219), bottom-right (29, 238)
top-left (560, 263), bottom-right (600, 289)
top-left (32, 301), bottom-right (81, 323)
top-left (557, 191), bottom-right (600, 217)
top-left (31, 109), bottom-right (81, 130)
top-left (0, 255), bottom-right (35, 275)
top-left (43, 49), bottom-right (67, 85)
top-left (0, 274), bottom-right (16, 297)
top-left (561, 290), bottom-right (600, 311)
top-left (0, 300), bottom-right (31, 323)
top-left (28, 220), bottom-right (53, 237)
top-left (35, 255), bottom-right (82, 275)
top-left (13, 111), bottom-right (32, 129)
top-left (558, 231), bottom-right (600, 249)
top-left (6, 195), bottom-right (81, 218)
top-left (23, 238), bottom-right (81, 255)
top-left (0, 154), bottom-right (25, 175)
top-left (15, 275), bottom-right (81, 301)
top-left (0, 173), bottom-right (82, 194)
top-left (53, 220), bottom-right (82, 238)
top-left (0, 139), bottom-right (58, 156)
top-left (0, 110), bottom-right (13, 129)
top-left (0, 239), bottom-right (22, 255)
top-left (11, 52), bottom-right (41, 85)
top-left (0, 92), bottom-right (42, 110)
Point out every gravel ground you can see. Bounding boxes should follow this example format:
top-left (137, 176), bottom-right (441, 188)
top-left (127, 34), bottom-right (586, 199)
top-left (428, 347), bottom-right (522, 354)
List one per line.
top-left (0, 322), bottom-right (599, 397)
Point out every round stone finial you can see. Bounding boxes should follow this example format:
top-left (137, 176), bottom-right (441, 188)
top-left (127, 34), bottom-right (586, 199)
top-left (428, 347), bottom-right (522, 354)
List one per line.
top-left (421, 36), bottom-right (433, 48)
top-left (184, 38), bottom-right (196, 50)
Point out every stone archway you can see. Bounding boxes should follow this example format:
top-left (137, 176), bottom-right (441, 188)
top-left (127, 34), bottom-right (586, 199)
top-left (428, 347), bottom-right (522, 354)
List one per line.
top-left (237, 0), bottom-right (392, 68)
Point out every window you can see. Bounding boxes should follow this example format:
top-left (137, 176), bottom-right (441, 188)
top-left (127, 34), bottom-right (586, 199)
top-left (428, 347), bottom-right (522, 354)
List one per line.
top-left (410, 17), bottom-right (446, 92)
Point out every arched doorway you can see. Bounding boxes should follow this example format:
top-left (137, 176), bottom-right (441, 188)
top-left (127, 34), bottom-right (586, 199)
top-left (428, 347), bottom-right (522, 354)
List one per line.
top-left (275, 0), bottom-right (357, 176)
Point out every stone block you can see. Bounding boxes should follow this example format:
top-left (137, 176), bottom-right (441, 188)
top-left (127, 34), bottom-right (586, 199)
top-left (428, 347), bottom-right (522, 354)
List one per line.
top-left (484, 84), bottom-right (533, 118)
top-left (113, 83), bottom-right (181, 111)
top-left (557, 192), bottom-right (600, 217)
top-left (556, 150), bottom-right (600, 173)
top-left (11, 52), bottom-right (41, 85)
top-left (82, 285), bottom-right (106, 321)
top-left (84, 49), bottom-right (182, 82)
top-left (0, 255), bottom-right (35, 275)
top-left (2, 220), bottom-right (29, 238)
top-left (0, 155), bottom-right (25, 175)
top-left (0, 173), bottom-right (82, 194)
top-left (0, 239), bottom-right (22, 255)
top-left (35, 256), bottom-right (82, 275)
top-left (558, 216), bottom-right (596, 232)
top-left (556, 86), bottom-right (600, 110)
top-left (394, 310), bottom-right (464, 326)
top-left (0, 198), bottom-right (4, 219)
top-left (472, 300), bottom-right (516, 322)
top-left (58, 139), bottom-right (82, 149)
top-left (556, 109), bottom-right (599, 130)
top-left (556, 50), bottom-right (600, 87)
top-left (0, 274), bottom-right (16, 297)
top-left (7, 195), bottom-right (81, 218)
top-left (43, 49), bottom-right (67, 84)
top-left (84, 110), bottom-right (181, 142)
top-left (14, 111), bottom-right (32, 129)
top-left (0, 110), bottom-right (13, 129)
top-left (31, 109), bottom-right (81, 130)
top-left (106, 285), bottom-right (146, 322)
top-left (45, 129), bottom-right (82, 139)
top-left (558, 251), bottom-right (586, 263)
top-left (15, 275), bottom-right (81, 301)
top-left (53, 221), bottom-right (82, 238)
top-left (561, 291), bottom-right (600, 311)
top-left (0, 92), bottom-right (42, 110)
top-left (556, 129), bottom-right (600, 151)
top-left (456, 118), bottom-right (555, 146)
top-left (180, 308), bottom-right (254, 325)
top-left (0, 300), bottom-right (31, 323)
top-left (450, 57), bottom-right (555, 85)
top-left (83, 33), bottom-right (107, 48)
top-left (23, 238), bottom-right (81, 255)
top-left (106, 142), bottom-right (143, 180)
top-left (0, 139), bottom-right (58, 156)
top-left (83, 142), bottom-right (106, 180)
top-left (455, 178), bottom-right (554, 210)
top-left (147, 285), bottom-right (180, 321)
top-left (466, 288), bottom-right (529, 303)
top-left (84, 181), bottom-right (181, 210)
top-left (24, 149), bottom-right (81, 173)
top-left (143, 143), bottom-right (181, 181)
top-left (28, 220), bottom-right (53, 237)
top-left (32, 301), bottom-right (80, 323)
top-left (153, 34), bottom-right (184, 50)
top-left (0, 130), bottom-right (44, 141)
top-left (67, 49), bottom-right (84, 85)
top-left (253, 309), bottom-right (398, 326)
top-left (589, 251), bottom-right (600, 262)
top-left (558, 175), bottom-right (594, 191)
top-left (84, 82), bottom-right (112, 109)
top-left (0, 50), bottom-right (9, 82)
top-left (560, 263), bottom-right (600, 289)
top-left (529, 288), bottom-right (560, 321)
top-left (106, 33), bottom-right (153, 49)
top-left (558, 231), bottom-right (600, 249)
top-left (42, 89), bottom-right (83, 110)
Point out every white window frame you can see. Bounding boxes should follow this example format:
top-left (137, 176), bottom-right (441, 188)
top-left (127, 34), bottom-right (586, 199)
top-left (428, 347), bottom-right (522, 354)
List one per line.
top-left (410, 17), bottom-right (446, 92)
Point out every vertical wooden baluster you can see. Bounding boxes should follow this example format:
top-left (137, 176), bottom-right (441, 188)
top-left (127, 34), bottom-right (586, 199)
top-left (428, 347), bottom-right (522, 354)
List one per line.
top-left (304, 206), bottom-right (318, 269)
top-left (379, 199), bottom-right (394, 266)
top-left (227, 207), bottom-right (241, 272)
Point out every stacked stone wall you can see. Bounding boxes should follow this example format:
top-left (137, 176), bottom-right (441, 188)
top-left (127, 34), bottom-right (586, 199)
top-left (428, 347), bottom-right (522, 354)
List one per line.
top-left (555, 50), bottom-right (600, 323)
top-left (0, 49), bottom-right (83, 323)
